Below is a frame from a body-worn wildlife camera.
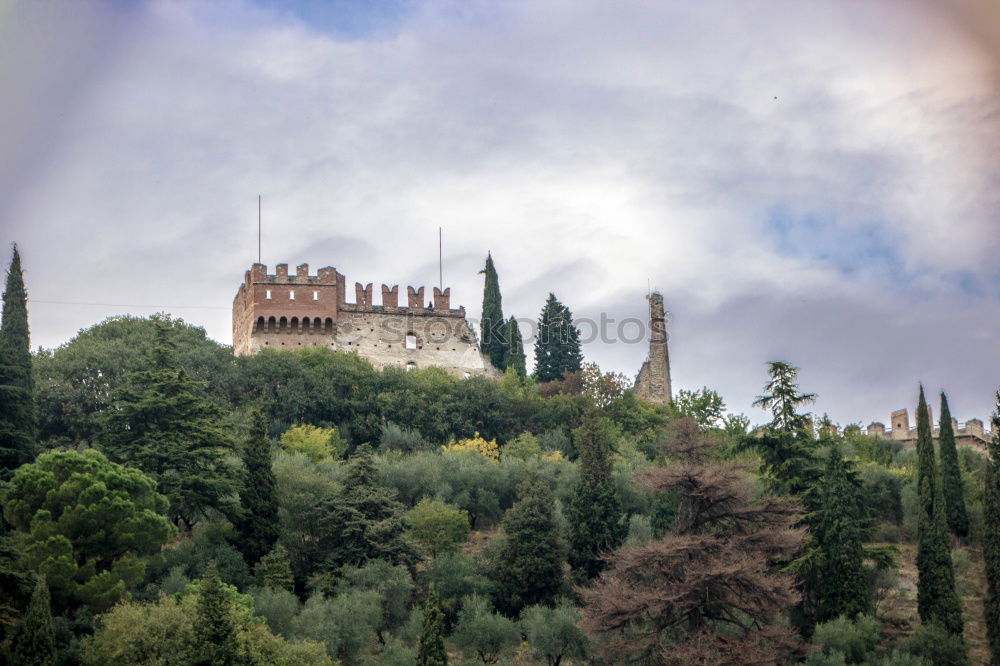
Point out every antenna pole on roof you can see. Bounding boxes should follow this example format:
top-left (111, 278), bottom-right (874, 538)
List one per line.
top-left (439, 226), bottom-right (443, 292)
top-left (258, 195), bottom-right (262, 264)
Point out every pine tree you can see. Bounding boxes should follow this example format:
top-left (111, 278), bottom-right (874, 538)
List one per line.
top-left (533, 294), bottom-right (582, 383)
top-left (101, 324), bottom-right (237, 528)
top-left (504, 316), bottom-right (526, 377)
top-left (0, 245), bottom-right (36, 477)
top-left (983, 392), bottom-right (1000, 665)
top-left (238, 410), bottom-right (279, 565)
top-left (255, 544), bottom-right (294, 592)
top-left (417, 584), bottom-right (448, 666)
top-left (194, 563), bottom-right (240, 666)
top-left (10, 575), bottom-right (54, 666)
top-left (494, 476), bottom-right (564, 616)
top-left (566, 411), bottom-right (626, 580)
top-left (914, 386), bottom-right (964, 636)
top-left (809, 447), bottom-right (869, 622)
top-left (480, 253), bottom-right (506, 371)
top-left (938, 393), bottom-right (970, 538)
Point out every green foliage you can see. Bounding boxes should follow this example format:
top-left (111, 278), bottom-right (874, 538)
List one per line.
top-left (810, 614), bottom-right (879, 663)
top-left (533, 293), bottom-right (583, 383)
top-left (407, 499), bottom-right (471, 557)
top-left (803, 448), bottom-right (870, 623)
top-left (10, 575), bottom-right (55, 666)
top-left (904, 622), bottom-right (969, 666)
top-left (239, 410), bottom-right (280, 566)
top-left (151, 521), bottom-right (251, 593)
top-left (983, 392), bottom-right (1000, 665)
top-left (3, 448), bottom-right (175, 610)
top-left (752, 360), bottom-right (817, 433)
top-left (417, 585), bottom-right (448, 666)
top-left (379, 422), bottom-right (429, 454)
top-left (279, 423), bottom-right (344, 462)
top-left (566, 412), bottom-right (626, 580)
top-left (195, 564), bottom-right (241, 665)
top-left (862, 467), bottom-right (904, 525)
top-left (669, 387), bottom-right (727, 429)
top-left (480, 253), bottom-right (507, 372)
top-left (452, 595), bottom-right (520, 664)
top-left (292, 589), bottom-right (382, 664)
top-left (421, 552), bottom-right (492, 629)
top-left (501, 431), bottom-right (542, 461)
top-left (504, 317), bottom-right (526, 377)
top-left (100, 324), bottom-right (238, 528)
top-left (255, 544), bottom-right (294, 592)
top-left (250, 585), bottom-right (299, 638)
top-left (0, 244), bottom-right (36, 476)
top-left (520, 603), bottom-right (587, 666)
top-left (339, 559), bottom-right (415, 640)
top-left (914, 387), bottom-right (964, 637)
top-left (34, 314), bottom-right (234, 450)
top-left (937, 394), bottom-right (970, 538)
top-left (493, 477), bottom-right (564, 616)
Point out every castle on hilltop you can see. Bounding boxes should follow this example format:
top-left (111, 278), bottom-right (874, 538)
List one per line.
top-left (232, 262), bottom-right (496, 377)
top-left (866, 407), bottom-right (993, 452)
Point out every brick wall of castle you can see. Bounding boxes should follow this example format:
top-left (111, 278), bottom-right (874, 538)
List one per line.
top-left (232, 263), bottom-right (496, 377)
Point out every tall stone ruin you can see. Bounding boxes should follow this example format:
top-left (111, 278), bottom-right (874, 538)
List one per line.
top-left (634, 292), bottom-right (672, 404)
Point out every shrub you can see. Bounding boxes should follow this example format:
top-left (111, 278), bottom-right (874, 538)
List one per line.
top-left (520, 603), bottom-right (587, 665)
top-left (379, 422), bottom-right (429, 453)
top-left (292, 590), bottom-right (382, 664)
top-left (452, 595), bottom-right (520, 664)
top-left (442, 434), bottom-right (500, 464)
top-left (279, 424), bottom-right (345, 462)
top-left (811, 615), bottom-right (879, 663)
top-left (904, 623), bottom-right (967, 666)
top-left (502, 432), bottom-right (542, 461)
top-left (407, 498), bottom-right (471, 557)
top-left (250, 586), bottom-right (299, 638)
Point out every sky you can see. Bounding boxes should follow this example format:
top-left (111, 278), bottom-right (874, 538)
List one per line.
top-left (1, 0), bottom-right (998, 428)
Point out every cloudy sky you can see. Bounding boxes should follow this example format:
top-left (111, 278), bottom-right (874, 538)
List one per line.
top-left (2, 0), bottom-right (998, 427)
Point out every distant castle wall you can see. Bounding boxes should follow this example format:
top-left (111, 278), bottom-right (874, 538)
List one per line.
top-left (232, 263), bottom-right (496, 377)
top-left (866, 406), bottom-right (993, 453)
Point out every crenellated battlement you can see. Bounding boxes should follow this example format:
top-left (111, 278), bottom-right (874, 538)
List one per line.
top-left (245, 263), bottom-right (342, 285)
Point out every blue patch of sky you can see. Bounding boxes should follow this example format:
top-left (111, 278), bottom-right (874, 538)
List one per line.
top-left (248, 0), bottom-right (416, 38)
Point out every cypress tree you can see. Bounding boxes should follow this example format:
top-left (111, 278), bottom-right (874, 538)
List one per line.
top-left (566, 411), bottom-right (626, 580)
top-left (0, 244), bottom-right (35, 477)
top-left (417, 584), bottom-right (448, 666)
top-left (238, 410), bottom-right (279, 565)
top-left (983, 392), bottom-right (1000, 664)
top-left (480, 253), bottom-right (506, 371)
top-left (10, 575), bottom-right (54, 666)
top-left (811, 447), bottom-right (869, 622)
top-left (533, 294), bottom-right (582, 383)
top-left (914, 386), bottom-right (964, 636)
top-left (194, 563), bottom-right (240, 666)
top-left (938, 393), bottom-right (970, 538)
top-left (504, 316), bottom-right (526, 377)
top-left (494, 476), bottom-right (564, 616)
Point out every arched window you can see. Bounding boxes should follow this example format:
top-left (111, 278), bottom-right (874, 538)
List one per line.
top-left (290, 317), bottom-right (299, 333)
top-left (324, 317), bottom-right (334, 334)
top-left (279, 316), bottom-right (288, 333)
top-left (267, 316), bottom-right (277, 333)
top-left (255, 316), bottom-right (265, 333)
top-left (406, 361), bottom-right (417, 372)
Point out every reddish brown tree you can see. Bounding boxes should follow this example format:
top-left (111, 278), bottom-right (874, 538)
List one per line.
top-left (580, 462), bottom-right (804, 665)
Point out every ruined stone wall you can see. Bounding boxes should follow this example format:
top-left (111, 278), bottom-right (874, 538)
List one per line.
top-left (634, 292), bottom-right (672, 404)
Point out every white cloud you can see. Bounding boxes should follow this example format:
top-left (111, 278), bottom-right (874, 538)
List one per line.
top-left (2, 0), bottom-right (997, 425)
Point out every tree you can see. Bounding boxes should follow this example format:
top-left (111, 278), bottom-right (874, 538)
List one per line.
top-left (3, 449), bottom-right (175, 611)
top-left (452, 595), bottom-right (520, 664)
top-left (479, 253), bottom-right (507, 371)
top-left (504, 317), bottom-right (526, 377)
top-left (195, 563), bottom-right (241, 666)
top-left (914, 387), bottom-right (964, 636)
top-left (583, 462), bottom-right (804, 664)
top-left (521, 603), bottom-right (588, 666)
top-left (407, 499), bottom-right (471, 557)
top-left (278, 424), bottom-right (344, 463)
top-left (801, 447), bottom-right (870, 623)
top-left (938, 393), bottom-right (969, 538)
top-left (239, 410), bottom-right (280, 565)
top-left (101, 324), bottom-right (238, 528)
top-left (742, 360), bottom-right (819, 495)
top-left (983, 391), bottom-right (1000, 665)
top-left (10, 576), bottom-right (55, 666)
top-left (417, 585), bottom-right (448, 666)
top-left (0, 244), bottom-right (35, 477)
top-left (566, 411), bottom-right (626, 580)
top-left (669, 387), bottom-right (727, 429)
top-left (533, 294), bottom-right (582, 383)
top-left (255, 545), bottom-right (294, 592)
top-left (493, 477), bottom-right (565, 616)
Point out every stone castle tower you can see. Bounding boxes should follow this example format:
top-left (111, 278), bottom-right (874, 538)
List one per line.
top-left (634, 292), bottom-right (672, 404)
top-left (232, 262), bottom-right (496, 377)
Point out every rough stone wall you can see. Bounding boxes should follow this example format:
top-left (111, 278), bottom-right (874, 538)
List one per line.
top-left (869, 409), bottom-right (992, 453)
top-left (634, 292), bottom-right (672, 404)
top-left (233, 263), bottom-right (496, 377)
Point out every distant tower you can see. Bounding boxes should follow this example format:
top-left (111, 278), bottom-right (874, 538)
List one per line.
top-left (634, 292), bottom-right (672, 404)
